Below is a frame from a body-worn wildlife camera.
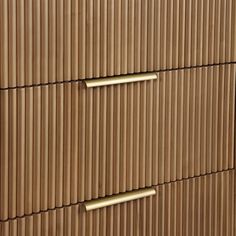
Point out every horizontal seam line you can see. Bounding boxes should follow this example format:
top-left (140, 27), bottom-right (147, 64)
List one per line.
top-left (1, 168), bottom-right (234, 223)
top-left (1, 61), bottom-right (236, 91)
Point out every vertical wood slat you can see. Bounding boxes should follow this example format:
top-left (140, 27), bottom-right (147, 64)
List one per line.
top-left (0, 171), bottom-right (234, 236)
top-left (0, 0), bottom-right (236, 88)
top-left (0, 64), bottom-right (235, 221)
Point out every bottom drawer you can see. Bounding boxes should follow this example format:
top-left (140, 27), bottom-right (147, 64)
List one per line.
top-left (0, 170), bottom-right (234, 236)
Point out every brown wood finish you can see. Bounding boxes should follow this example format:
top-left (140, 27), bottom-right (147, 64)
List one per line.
top-left (0, 0), bottom-right (236, 88)
top-left (0, 170), bottom-right (234, 236)
top-left (0, 64), bottom-right (235, 221)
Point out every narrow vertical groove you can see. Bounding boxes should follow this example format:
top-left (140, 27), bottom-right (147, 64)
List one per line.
top-left (127, 0), bottom-right (135, 73)
top-left (70, 84), bottom-right (79, 203)
top-left (185, 0), bottom-right (191, 67)
top-left (25, 88), bottom-right (33, 214)
top-left (48, 0), bottom-right (56, 83)
top-left (146, 80), bottom-right (153, 186)
top-left (32, 0), bottom-right (40, 85)
top-left (107, 0), bottom-right (114, 76)
top-left (225, 0), bottom-right (232, 62)
top-left (85, 0), bottom-right (93, 78)
top-left (40, 0), bottom-right (49, 84)
top-left (106, 86), bottom-right (114, 195)
top-left (99, 87), bottom-right (107, 197)
top-left (159, 72), bottom-right (166, 183)
top-left (0, 91), bottom-right (8, 220)
top-left (120, 85), bottom-right (127, 192)
top-left (177, 70), bottom-right (184, 180)
top-left (140, 0), bottom-right (148, 72)
top-left (48, 86), bottom-right (56, 209)
top-left (93, 0), bottom-right (100, 78)
top-left (218, 66), bottom-right (224, 170)
top-left (134, 0), bottom-right (141, 72)
top-left (219, 0), bottom-right (226, 63)
top-left (165, 73), bottom-right (171, 182)
top-left (93, 88), bottom-right (100, 198)
top-left (147, 0), bottom-right (154, 72)
top-left (78, 83), bottom-right (85, 201)
top-left (171, 72), bottom-right (178, 180)
top-left (85, 87), bottom-right (93, 200)
top-left (152, 76), bottom-right (159, 185)
top-left (16, 89), bottom-right (25, 217)
top-left (78, 0), bottom-right (86, 79)
top-left (206, 68), bottom-right (213, 173)
top-left (0, 0), bottom-right (8, 88)
top-left (121, 0), bottom-right (128, 74)
top-left (189, 70), bottom-right (196, 177)
top-left (133, 82), bottom-right (140, 189)
top-left (40, 87), bottom-right (49, 211)
top-left (178, 0), bottom-right (185, 68)
top-left (191, 0), bottom-right (198, 65)
top-left (214, 0), bottom-right (221, 63)
top-left (32, 88), bottom-right (41, 213)
top-left (183, 69), bottom-right (190, 179)
top-left (63, 84), bottom-right (72, 205)
top-left (200, 68), bottom-right (207, 174)
top-left (196, 0), bottom-right (203, 65)
top-left (127, 84), bottom-right (134, 190)
top-left (167, 0), bottom-right (174, 68)
top-left (24, 0), bottom-right (33, 86)
top-left (229, 65), bottom-right (236, 168)
top-left (8, 0), bottom-right (16, 87)
top-left (208, 0), bottom-right (215, 63)
top-left (48, 211), bottom-right (56, 236)
top-left (139, 81), bottom-right (146, 187)
top-left (212, 67), bottom-right (219, 172)
top-left (223, 65), bottom-right (230, 170)
top-left (63, 0), bottom-right (71, 82)
top-left (99, 0), bottom-right (107, 77)
top-left (160, 0), bottom-right (167, 69)
top-left (195, 69), bottom-right (201, 176)
top-left (8, 90), bottom-right (17, 218)
top-left (113, 85), bottom-right (121, 194)
top-left (55, 85), bottom-right (64, 206)
top-left (232, 0), bottom-right (236, 61)
top-left (202, 0), bottom-right (209, 65)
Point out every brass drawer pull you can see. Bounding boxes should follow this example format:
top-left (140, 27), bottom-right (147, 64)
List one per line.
top-left (83, 188), bottom-right (156, 211)
top-left (84, 73), bottom-right (158, 88)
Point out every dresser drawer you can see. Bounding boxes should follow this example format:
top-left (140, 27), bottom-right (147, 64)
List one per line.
top-left (0, 0), bottom-right (236, 88)
top-left (0, 64), bottom-right (235, 221)
top-left (0, 171), bottom-right (234, 236)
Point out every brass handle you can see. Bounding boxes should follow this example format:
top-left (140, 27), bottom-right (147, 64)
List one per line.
top-left (83, 188), bottom-right (156, 211)
top-left (84, 73), bottom-right (158, 88)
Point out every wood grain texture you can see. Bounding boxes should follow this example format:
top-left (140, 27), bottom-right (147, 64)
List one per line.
top-left (0, 0), bottom-right (236, 88)
top-left (0, 170), bottom-right (234, 236)
top-left (0, 64), bottom-right (235, 220)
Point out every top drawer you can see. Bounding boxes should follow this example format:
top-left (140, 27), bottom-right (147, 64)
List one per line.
top-left (0, 0), bottom-right (236, 88)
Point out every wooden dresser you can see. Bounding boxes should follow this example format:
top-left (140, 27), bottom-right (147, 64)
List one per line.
top-left (0, 0), bottom-right (235, 235)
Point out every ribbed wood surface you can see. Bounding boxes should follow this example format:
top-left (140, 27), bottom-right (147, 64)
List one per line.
top-left (0, 171), bottom-right (234, 236)
top-left (0, 64), bottom-right (235, 221)
top-left (0, 0), bottom-right (236, 88)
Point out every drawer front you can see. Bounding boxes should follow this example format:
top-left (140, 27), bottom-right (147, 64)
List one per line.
top-left (0, 64), bottom-right (235, 220)
top-left (0, 0), bottom-right (236, 88)
top-left (0, 171), bottom-right (234, 236)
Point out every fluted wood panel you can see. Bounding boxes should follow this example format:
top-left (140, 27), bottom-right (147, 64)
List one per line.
top-left (0, 0), bottom-right (236, 88)
top-left (0, 171), bottom-right (234, 236)
top-left (0, 64), bottom-right (235, 221)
